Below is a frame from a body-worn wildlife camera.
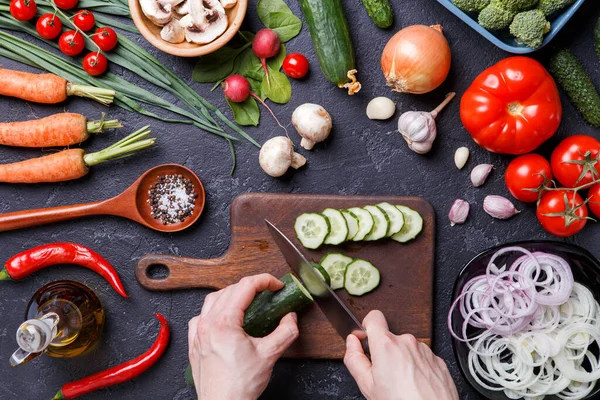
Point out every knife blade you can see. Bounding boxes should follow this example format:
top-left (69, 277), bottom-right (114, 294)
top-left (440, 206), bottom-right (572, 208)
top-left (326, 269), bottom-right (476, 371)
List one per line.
top-left (265, 220), bottom-right (369, 354)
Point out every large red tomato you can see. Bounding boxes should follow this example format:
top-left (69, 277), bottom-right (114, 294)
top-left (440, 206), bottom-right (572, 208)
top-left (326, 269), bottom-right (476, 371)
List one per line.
top-left (460, 57), bottom-right (562, 155)
top-left (550, 135), bottom-right (600, 188)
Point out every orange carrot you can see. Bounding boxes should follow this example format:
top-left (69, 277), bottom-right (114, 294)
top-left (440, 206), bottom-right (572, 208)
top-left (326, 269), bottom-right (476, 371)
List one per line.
top-left (0, 113), bottom-right (122, 148)
top-left (0, 68), bottom-right (115, 105)
top-left (0, 126), bottom-right (155, 184)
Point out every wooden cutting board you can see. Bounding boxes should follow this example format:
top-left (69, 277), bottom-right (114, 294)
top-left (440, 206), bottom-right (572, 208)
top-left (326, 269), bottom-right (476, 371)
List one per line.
top-left (136, 193), bottom-right (435, 359)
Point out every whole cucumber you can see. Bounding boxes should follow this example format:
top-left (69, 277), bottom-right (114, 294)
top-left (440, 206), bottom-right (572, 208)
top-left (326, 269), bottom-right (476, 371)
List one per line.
top-left (361, 0), bottom-right (393, 28)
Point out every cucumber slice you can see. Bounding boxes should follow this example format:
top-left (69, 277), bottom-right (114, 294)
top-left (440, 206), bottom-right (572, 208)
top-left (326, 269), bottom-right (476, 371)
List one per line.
top-left (322, 208), bottom-right (349, 245)
top-left (344, 259), bottom-right (380, 296)
top-left (392, 206), bottom-right (424, 243)
top-left (363, 205), bottom-right (389, 241)
top-left (348, 207), bottom-right (374, 241)
top-left (295, 213), bottom-right (330, 249)
top-left (300, 263), bottom-right (329, 297)
top-left (320, 253), bottom-right (353, 290)
top-left (312, 262), bottom-right (331, 286)
top-left (341, 210), bottom-right (359, 241)
top-left (377, 202), bottom-right (405, 237)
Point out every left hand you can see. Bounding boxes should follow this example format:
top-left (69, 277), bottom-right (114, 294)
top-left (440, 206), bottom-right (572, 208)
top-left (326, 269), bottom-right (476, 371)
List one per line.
top-left (188, 273), bottom-right (300, 400)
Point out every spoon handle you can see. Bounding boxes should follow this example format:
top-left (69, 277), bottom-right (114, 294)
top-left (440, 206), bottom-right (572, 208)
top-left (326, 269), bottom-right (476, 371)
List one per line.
top-left (0, 200), bottom-right (114, 232)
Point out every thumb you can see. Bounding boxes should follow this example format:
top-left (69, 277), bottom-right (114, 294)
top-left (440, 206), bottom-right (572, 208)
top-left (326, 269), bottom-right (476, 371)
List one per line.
top-left (344, 334), bottom-right (372, 391)
top-left (258, 312), bottom-right (299, 360)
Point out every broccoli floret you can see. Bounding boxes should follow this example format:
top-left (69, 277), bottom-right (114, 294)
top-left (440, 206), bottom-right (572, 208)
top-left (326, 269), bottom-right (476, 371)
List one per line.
top-left (452, 0), bottom-right (491, 13)
top-left (510, 9), bottom-right (550, 48)
top-left (478, 1), bottom-right (516, 31)
top-left (497, 0), bottom-right (538, 12)
top-left (537, 0), bottom-right (575, 16)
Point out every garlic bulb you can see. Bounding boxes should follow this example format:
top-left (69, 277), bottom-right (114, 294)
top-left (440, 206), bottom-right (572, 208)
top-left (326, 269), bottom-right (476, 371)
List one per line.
top-left (398, 92), bottom-right (455, 154)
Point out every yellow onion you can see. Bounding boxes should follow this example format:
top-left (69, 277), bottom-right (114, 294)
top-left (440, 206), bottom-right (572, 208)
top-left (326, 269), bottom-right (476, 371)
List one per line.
top-left (381, 25), bottom-right (451, 94)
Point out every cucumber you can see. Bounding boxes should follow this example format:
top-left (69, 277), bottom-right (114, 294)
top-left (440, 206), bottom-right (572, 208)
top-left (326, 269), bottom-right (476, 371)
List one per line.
top-left (363, 205), bottom-right (389, 241)
top-left (312, 262), bottom-right (331, 286)
top-left (392, 206), bottom-right (424, 243)
top-left (549, 49), bottom-right (600, 128)
top-left (376, 202), bottom-right (405, 237)
top-left (295, 213), bottom-right (330, 249)
top-left (344, 259), bottom-right (380, 296)
top-left (360, 0), bottom-right (393, 28)
top-left (348, 207), bottom-right (374, 241)
top-left (320, 253), bottom-right (353, 290)
top-left (298, 0), bottom-right (361, 95)
top-left (341, 210), bottom-right (359, 241)
top-left (243, 273), bottom-right (314, 337)
top-left (322, 208), bottom-right (349, 245)
top-left (595, 18), bottom-right (600, 63)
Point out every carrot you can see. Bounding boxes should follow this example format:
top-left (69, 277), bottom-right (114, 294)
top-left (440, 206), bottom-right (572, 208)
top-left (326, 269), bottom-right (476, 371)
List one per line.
top-left (0, 113), bottom-right (122, 148)
top-left (0, 68), bottom-right (115, 105)
top-left (0, 126), bottom-right (155, 184)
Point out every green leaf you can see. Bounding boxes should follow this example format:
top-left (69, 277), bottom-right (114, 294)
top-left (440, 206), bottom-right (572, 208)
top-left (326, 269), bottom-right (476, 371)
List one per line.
top-left (268, 44), bottom-right (286, 71)
top-left (192, 44), bottom-right (250, 83)
top-left (248, 77), bottom-right (265, 100)
top-left (256, 0), bottom-right (302, 42)
top-left (227, 97), bottom-right (260, 126)
top-left (238, 50), bottom-right (264, 82)
top-left (261, 69), bottom-right (292, 104)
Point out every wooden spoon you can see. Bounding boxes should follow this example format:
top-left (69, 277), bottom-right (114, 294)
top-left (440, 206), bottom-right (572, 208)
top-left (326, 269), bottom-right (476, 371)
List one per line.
top-left (0, 164), bottom-right (205, 233)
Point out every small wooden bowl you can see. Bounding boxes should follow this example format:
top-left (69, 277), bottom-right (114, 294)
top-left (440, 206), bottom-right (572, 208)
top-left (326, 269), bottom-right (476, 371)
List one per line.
top-left (128, 0), bottom-right (248, 57)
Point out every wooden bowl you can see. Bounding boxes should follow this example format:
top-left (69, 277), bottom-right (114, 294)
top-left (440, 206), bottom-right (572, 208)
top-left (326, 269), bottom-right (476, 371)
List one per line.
top-left (128, 0), bottom-right (248, 57)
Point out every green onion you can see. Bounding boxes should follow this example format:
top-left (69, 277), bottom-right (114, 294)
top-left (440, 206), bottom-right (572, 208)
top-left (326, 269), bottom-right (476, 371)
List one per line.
top-left (83, 125), bottom-right (156, 166)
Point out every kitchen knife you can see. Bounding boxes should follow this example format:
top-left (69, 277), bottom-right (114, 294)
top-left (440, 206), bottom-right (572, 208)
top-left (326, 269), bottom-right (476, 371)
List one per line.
top-left (265, 220), bottom-right (369, 354)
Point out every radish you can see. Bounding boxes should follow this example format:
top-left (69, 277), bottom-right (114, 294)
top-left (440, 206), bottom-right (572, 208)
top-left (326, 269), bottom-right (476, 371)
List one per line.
top-left (252, 29), bottom-right (281, 89)
top-left (222, 74), bottom-right (287, 135)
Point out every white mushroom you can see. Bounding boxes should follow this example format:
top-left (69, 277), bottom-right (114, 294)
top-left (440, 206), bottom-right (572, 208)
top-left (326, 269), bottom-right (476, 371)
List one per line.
top-left (220, 0), bottom-right (236, 8)
top-left (139, 0), bottom-right (173, 26)
top-left (181, 0), bottom-right (228, 44)
top-left (161, 18), bottom-right (185, 43)
top-left (174, 0), bottom-right (189, 16)
top-left (291, 103), bottom-right (332, 150)
top-left (259, 137), bottom-right (306, 177)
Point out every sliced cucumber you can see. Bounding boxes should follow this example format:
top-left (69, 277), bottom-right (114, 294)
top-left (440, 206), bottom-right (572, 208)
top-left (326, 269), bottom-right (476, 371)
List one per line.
top-left (344, 259), bottom-right (380, 296)
top-left (392, 206), bottom-right (423, 243)
top-left (322, 208), bottom-right (349, 245)
top-left (312, 262), bottom-right (331, 286)
top-left (348, 207), bottom-right (374, 241)
top-left (341, 210), bottom-right (359, 241)
top-left (363, 205), bottom-right (389, 241)
top-left (295, 213), bottom-right (330, 249)
top-left (320, 253), bottom-right (353, 290)
top-left (377, 202), bottom-right (405, 237)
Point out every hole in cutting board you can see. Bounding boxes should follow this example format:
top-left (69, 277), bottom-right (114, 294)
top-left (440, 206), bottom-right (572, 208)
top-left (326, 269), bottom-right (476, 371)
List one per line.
top-left (146, 264), bottom-right (170, 280)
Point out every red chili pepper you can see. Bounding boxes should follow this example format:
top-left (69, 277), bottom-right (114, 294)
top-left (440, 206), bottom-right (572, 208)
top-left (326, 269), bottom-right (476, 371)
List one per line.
top-left (53, 313), bottom-right (170, 399)
top-left (0, 242), bottom-right (128, 298)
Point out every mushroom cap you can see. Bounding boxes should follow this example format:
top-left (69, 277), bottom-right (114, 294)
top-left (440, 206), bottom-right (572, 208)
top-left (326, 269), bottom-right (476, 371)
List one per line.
top-left (140, 0), bottom-right (173, 26)
top-left (259, 137), bottom-right (295, 177)
top-left (183, 0), bottom-right (228, 44)
top-left (220, 0), bottom-right (236, 8)
top-left (291, 103), bottom-right (332, 147)
top-left (161, 18), bottom-right (186, 43)
top-left (174, 0), bottom-right (189, 16)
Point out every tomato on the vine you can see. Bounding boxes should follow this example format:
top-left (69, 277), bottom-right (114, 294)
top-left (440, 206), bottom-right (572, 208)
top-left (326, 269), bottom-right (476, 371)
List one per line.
top-left (58, 30), bottom-right (85, 56)
top-left (282, 53), bottom-right (309, 79)
top-left (10, 0), bottom-right (37, 21)
top-left (551, 135), bottom-right (600, 188)
top-left (536, 190), bottom-right (588, 237)
top-left (92, 27), bottom-right (118, 51)
top-left (587, 184), bottom-right (600, 219)
top-left (505, 154), bottom-right (552, 203)
top-left (82, 52), bottom-right (108, 76)
top-left (54, 0), bottom-right (78, 10)
top-left (36, 14), bottom-right (62, 40)
top-left (73, 10), bottom-right (95, 32)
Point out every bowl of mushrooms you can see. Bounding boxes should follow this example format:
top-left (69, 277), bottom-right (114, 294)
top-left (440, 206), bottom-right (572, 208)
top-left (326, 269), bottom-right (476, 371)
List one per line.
top-left (129, 0), bottom-right (247, 57)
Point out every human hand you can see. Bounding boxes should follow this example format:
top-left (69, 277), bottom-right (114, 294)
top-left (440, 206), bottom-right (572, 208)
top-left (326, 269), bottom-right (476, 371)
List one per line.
top-left (188, 274), bottom-right (300, 400)
top-left (344, 310), bottom-right (459, 400)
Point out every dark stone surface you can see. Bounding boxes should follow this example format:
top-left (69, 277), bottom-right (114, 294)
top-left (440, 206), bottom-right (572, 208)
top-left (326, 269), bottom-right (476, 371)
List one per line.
top-left (0, 1), bottom-right (599, 399)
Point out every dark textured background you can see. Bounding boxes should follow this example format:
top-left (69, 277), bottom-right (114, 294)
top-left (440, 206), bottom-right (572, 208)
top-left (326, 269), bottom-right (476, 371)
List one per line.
top-left (1, 1), bottom-right (599, 399)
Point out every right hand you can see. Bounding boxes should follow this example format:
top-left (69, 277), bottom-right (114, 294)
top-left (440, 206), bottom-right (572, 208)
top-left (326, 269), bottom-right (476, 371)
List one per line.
top-left (344, 310), bottom-right (459, 400)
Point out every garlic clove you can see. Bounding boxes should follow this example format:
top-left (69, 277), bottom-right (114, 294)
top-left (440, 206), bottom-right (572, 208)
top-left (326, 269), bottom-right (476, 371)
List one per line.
top-left (454, 147), bottom-right (469, 170)
top-left (449, 199), bottom-right (470, 226)
top-left (471, 164), bottom-right (493, 187)
top-left (366, 97), bottom-right (396, 120)
top-left (483, 195), bottom-right (519, 220)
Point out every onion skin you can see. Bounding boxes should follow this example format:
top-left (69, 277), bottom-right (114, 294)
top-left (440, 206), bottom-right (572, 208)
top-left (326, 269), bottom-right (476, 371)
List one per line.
top-left (381, 25), bottom-right (451, 94)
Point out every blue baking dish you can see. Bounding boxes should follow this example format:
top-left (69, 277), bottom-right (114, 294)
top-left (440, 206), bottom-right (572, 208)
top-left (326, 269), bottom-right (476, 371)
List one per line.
top-left (436, 0), bottom-right (586, 53)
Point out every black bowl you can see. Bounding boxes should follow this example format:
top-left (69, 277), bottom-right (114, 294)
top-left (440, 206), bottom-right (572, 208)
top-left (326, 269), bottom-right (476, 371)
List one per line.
top-left (450, 240), bottom-right (600, 400)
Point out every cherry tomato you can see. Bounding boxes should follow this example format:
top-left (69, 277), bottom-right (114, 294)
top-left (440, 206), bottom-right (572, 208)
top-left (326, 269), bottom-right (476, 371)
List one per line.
top-left (551, 135), bottom-right (600, 188)
top-left (587, 184), bottom-right (600, 219)
top-left (82, 52), bottom-right (108, 76)
top-left (58, 30), bottom-right (85, 56)
top-left (73, 10), bottom-right (95, 32)
top-left (92, 27), bottom-right (118, 52)
top-left (536, 190), bottom-right (588, 237)
top-left (505, 154), bottom-right (552, 203)
top-left (54, 0), bottom-right (78, 10)
top-left (10, 0), bottom-right (37, 21)
top-left (36, 14), bottom-right (62, 40)
top-left (461, 57), bottom-right (562, 154)
top-left (282, 53), bottom-right (309, 79)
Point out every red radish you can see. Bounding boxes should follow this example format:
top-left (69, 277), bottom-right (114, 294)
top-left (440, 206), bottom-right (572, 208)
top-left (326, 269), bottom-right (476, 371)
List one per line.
top-left (252, 29), bottom-right (281, 89)
top-left (223, 74), bottom-right (287, 135)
